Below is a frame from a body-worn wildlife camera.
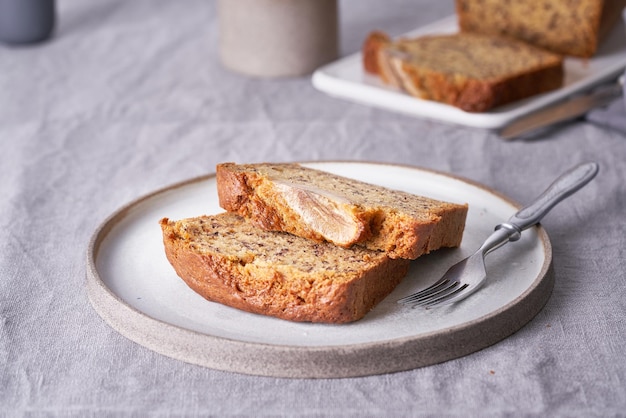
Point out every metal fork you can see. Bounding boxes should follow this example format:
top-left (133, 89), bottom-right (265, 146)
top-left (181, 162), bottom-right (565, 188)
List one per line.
top-left (398, 162), bottom-right (599, 308)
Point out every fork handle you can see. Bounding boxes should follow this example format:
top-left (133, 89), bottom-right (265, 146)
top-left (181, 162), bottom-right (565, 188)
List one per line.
top-left (504, 162), bottom-right (599, 235)
top-left (478, 162), bottom-right (598, 256)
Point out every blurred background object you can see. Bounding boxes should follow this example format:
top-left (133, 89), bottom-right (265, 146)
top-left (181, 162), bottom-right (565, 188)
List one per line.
top-left (0, 0), bottom-right (55, 45)
top-left (218, 0), bottom-right (338, 77)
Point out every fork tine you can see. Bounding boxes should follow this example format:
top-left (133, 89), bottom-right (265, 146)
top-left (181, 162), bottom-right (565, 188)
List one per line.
top-left (401, 280), bottom-right (461, 306)
top-left (418, 283), bottom-right (470, 307)
top-left (397, 277), bottom-right (450, 304)
top-left (407, 282), bottom-right (465, 307)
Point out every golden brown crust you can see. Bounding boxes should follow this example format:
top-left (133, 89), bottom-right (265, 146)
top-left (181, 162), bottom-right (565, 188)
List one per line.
top-left (160, 215), bottom-right (410, 323)
top-left (451, 63), bottom-right (563, 112)
top-left (217, 164), bottom-right (286, 232)
top-left (362, 31), bottom-right (391, 75)
top-left (217, 162), bottom-right (468, 259)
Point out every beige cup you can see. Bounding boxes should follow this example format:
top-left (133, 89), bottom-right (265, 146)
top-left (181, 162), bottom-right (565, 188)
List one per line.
top-left (218, 0), bottom-right (339, 77)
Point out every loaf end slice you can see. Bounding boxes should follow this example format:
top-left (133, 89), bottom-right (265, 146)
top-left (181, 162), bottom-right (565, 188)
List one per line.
top-left (160, 213), bottom-right (410, 323)
top-left (217, 162), bottom-right (468, 260)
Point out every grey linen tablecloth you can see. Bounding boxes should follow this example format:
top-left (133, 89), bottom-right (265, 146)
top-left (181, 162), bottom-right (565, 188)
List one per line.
top-left (2, 0), bottom-right (626, 416)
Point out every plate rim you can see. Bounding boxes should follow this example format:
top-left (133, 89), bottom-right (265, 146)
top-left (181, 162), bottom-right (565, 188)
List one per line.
top-left (86, 160), bottom-right (554, 378)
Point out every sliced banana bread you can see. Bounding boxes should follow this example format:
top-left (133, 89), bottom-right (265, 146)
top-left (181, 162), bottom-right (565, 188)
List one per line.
top-left (363, 31), bottom-right (564, 112)
top-left (160, 213), bottom-right (410, 323)
top-left (456, 0), bottom-right (626, 58)
top-left (216, 162), bottom-right (468, 260)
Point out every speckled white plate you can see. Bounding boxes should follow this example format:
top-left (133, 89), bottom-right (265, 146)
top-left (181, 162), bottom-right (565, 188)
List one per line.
top-left (312, 15), bottom-right (626, 129)
top-left (86, 162), bottom-right (553, 378)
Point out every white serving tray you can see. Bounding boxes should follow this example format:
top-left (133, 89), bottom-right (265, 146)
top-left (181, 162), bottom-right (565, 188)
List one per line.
top-left (312, 16), bottom-right (626, 129)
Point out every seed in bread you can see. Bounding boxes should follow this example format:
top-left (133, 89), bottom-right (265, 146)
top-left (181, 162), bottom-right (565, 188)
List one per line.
top-left (216, 162), bottom-right (468, 260)
top-left (160, 213), bottom-right (411, 323)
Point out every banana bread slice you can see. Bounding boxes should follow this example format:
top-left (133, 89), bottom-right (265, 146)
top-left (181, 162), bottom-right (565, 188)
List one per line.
top-left (216, 162), bottom-right (468, 260)
top-left (363, 31), bottom-right (564, 112)
top-left (456, 0), bottom-right (626, 58)
top-left (160, 213), bottom-right (410, 323)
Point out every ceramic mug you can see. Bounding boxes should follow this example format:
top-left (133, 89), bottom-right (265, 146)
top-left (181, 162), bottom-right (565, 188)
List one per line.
top-left (218, 0), bottom-right (339, 77)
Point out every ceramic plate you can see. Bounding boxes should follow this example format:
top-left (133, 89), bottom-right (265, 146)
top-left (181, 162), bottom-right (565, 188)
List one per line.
top-left (86, 162), bottom-right (553, 378)
top-left (312, 16), bottom-right (626, 129)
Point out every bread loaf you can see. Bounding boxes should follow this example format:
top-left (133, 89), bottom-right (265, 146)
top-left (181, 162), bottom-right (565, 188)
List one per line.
top-left (456, 0), bottom-right (626, 58)
top-left (160, 213), bottom-right (411, 323)
top-left (216, 162), bottom-right (468, 259)
top-left (363, 31), bottom-right (564, 112)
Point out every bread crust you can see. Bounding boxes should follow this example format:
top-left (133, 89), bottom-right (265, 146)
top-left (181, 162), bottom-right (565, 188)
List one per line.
top-left (160, 216), bottom-right (410, 323)
top-left (362, 31), bottom-right (391, 76)
top-left (395, 57), bottom-right (563, 113)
